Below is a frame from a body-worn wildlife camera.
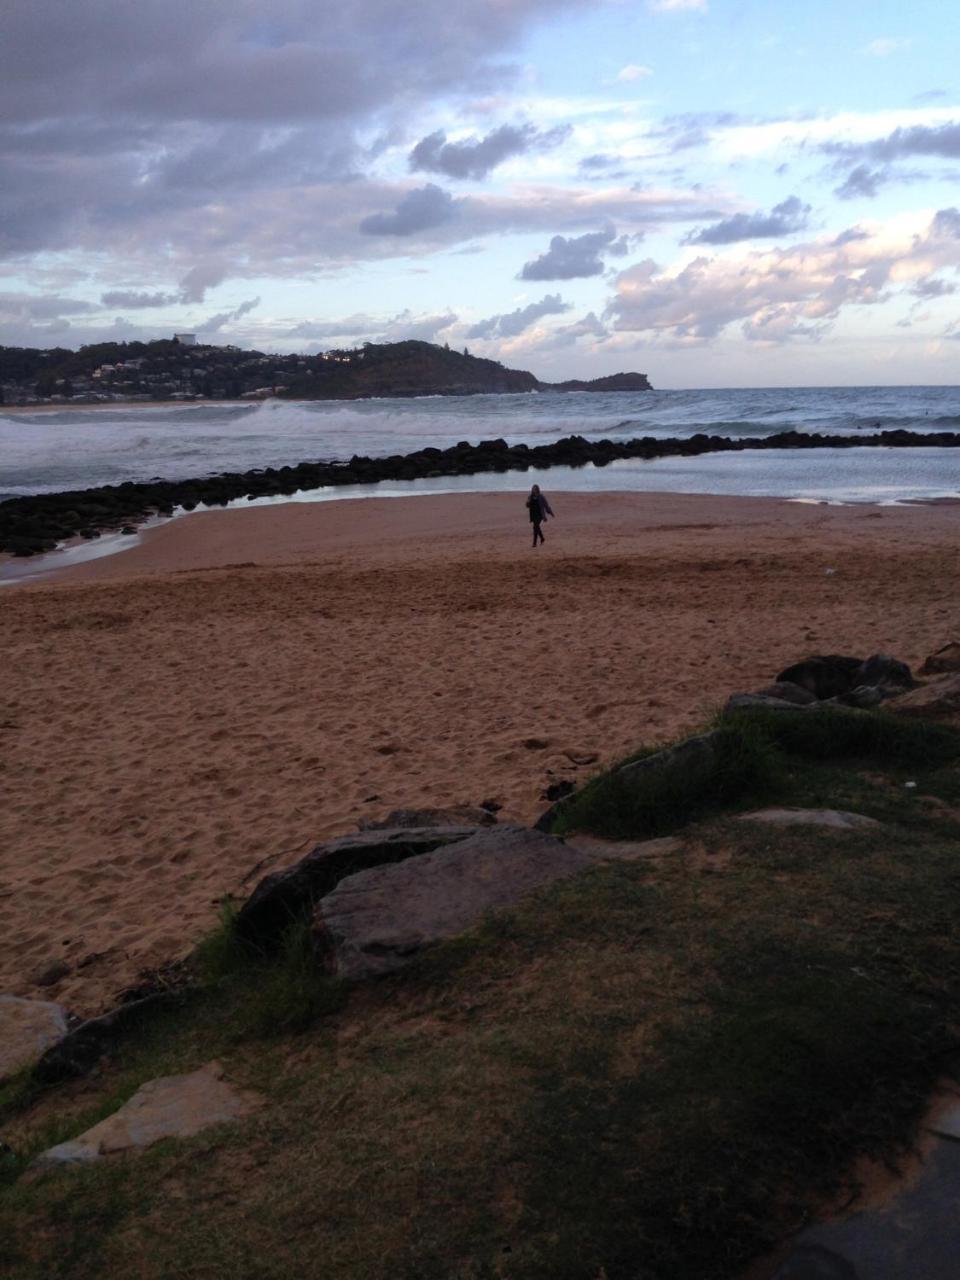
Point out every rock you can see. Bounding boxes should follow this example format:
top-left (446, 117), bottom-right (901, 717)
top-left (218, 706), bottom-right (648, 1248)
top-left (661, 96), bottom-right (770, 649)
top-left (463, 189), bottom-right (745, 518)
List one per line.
top-left (34, 1062), bottom-right (256, 1167)
top-left (541, 780), bottom-right (575, 803)
top-left (615, 731), bottom-right (721, 785)
top-left (827, 685), bottom-right (885, 709)
top-left (775, 655), bottom-right (864, 700)
top-left (358, 806), bottom-right (496, 831)
top-left (770, 1134), bottom-right (960, 1280)
top-left (888, 673), bottom-right (960, 721)
top-left (749, 682), bottom-right (819, 706)
top-left (234, 827), bottom-right (478, 951)
top-left (738, 808), bottom-right (883, 831)
top-left (855, 653), bottom-right (915, 693)
top-left (0, 995), bottom-right (69, 1081)
top-left (920, 643), bottom-right (960, 676)
top-left (32, 992), bottom-right (182, 1085)
top-left (725, 693), bottom-right (813, 714)
top-left (315, 825), bottom-right (595, 979)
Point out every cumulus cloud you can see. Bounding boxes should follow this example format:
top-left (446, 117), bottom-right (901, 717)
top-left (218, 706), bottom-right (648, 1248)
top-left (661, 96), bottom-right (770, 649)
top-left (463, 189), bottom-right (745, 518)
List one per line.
top-left (179, 263), bottom-right (233, 304)
top-left (409, 123), bottom-right (571, 180)
top-left (288, 309), bottom-right (457, 343)
top-left (910, 277), bottom-right (956, 299)
top-left (100, 290), bottom-right (179, 308)
top-left (0, 293), bottom-right (98, 320)
top-left (468, 293), bottom-right (570, 338)
top-left (520, 225), bottom-right (632, 280)
top-left (684, 196), bottom-right (811, 245)
top-left (608, 207), bottom-right (960, 343)
top-left (826, 121), bottom-right (960, 163)
top-left (359, 183), bottom-right (461, 235)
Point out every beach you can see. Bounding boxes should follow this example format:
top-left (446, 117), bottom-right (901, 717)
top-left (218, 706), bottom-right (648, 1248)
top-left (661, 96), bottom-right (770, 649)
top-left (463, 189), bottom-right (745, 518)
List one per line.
top-left (2, 489), bottom-right (957, 1016)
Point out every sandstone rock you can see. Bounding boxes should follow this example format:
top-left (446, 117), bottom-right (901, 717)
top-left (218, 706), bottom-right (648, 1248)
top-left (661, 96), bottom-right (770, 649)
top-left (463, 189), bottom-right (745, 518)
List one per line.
top-left (920, 643), bottom-right (960, 676)
top-left (0, 995), bottom-right (69, 1081)
top-left (775, 655), bottom-right (864, 700)
top-left (35, 1062), bottom-right (256, 1167)
top-left (235, 826), bottom-right (478, 951)
top-left (358, 806), bottom-right (496, 831)
top-left (889, 673), bottom-right (960, 721)
top-left (826, 684), bottom-right (885, 709)
top-left (315, 825), bottom-right (595, 979)
top-left (738, 808), bottom-right (883, 831)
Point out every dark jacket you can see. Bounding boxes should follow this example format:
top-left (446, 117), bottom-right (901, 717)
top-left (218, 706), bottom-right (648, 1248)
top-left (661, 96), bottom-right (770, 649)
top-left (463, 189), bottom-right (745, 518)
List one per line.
top-left (526, 492), bottom-right (554, 522)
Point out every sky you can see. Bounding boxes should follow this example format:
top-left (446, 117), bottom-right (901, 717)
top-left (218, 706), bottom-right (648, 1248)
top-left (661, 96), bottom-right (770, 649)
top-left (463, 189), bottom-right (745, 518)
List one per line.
top-left (2, 0), bottom-right (959, 387)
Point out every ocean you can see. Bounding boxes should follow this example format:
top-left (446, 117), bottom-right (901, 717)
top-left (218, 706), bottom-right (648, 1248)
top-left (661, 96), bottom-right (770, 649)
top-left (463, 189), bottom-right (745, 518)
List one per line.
top-left (2, 385), bottom-right (960, 505)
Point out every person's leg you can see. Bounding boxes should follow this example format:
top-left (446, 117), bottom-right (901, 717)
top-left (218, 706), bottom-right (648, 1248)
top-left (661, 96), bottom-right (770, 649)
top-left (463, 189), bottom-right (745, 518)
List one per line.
top-left (532, 520), bottom-right (540, 546)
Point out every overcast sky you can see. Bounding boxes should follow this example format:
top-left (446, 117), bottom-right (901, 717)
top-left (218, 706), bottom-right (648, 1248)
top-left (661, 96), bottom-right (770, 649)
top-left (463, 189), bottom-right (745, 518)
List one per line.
top-left (2, 0), bottom-right (959, 386)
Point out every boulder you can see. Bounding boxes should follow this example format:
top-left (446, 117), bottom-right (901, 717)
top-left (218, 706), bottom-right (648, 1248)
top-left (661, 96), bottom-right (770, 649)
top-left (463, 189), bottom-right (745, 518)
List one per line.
top-left (315, 825), bottom-right (595, 980)
top-left (34, 1062), bottom-right (256, 1168)
top-left (920, 643), bottom-right (960, 676)
top-left (565, 835), bottom-right (683, 861)
top-left (616, 731), bottom-right (721, 785)
top-left (855, 653), bottom-right (915, 693)
top-left (0, 995), bottom-right (69, 1082)
top-left (234, 827), bottom-right (478, 951)
top-left (775, 655), bottom-right (864, 700)
top-left (357, 806), bottom-right (496, 831)
top-left (738, 808), bottom-right (883, 831)
top-left (888, 673), bottom-right (960, 722)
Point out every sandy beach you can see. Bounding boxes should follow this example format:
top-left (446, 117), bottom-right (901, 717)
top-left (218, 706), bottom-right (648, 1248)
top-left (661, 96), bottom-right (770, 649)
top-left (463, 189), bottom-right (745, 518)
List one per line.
top-left (2, 489), bottom-right (957, 1016)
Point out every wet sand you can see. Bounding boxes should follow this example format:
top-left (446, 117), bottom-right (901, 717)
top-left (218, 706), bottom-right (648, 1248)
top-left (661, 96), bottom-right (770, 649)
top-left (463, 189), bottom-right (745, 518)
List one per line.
top-left (1, 490), bottom-right (957, 1015)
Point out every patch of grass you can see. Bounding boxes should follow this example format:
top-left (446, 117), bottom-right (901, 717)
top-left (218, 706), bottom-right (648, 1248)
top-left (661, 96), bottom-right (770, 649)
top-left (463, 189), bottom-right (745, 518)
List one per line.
top-left (236, 919), bottom-right (346, 1038)
top-left (192, 896), bottom-right (245, 983)
top-left (726, 705), bottom-right (960, 769)
top-left (553, 720), bottom-right (782, 839)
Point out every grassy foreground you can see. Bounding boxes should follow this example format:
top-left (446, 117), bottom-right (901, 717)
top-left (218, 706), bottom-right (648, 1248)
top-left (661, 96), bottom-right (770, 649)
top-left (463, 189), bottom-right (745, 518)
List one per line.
top-left (3, 710), bottom-right (960, 1279)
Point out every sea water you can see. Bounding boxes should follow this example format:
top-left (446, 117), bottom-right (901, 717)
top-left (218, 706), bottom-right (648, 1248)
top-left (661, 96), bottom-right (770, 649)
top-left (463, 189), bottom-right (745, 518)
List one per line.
top-left (2, 385), bottom-right (960, 504)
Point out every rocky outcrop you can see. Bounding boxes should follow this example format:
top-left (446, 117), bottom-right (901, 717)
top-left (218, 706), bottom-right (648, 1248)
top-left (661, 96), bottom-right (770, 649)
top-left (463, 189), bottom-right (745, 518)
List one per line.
top-left (0, 995), bottom-right (69, 1081)
top-left (314, 825), bottom-right (594, 980)
top-left (34, 1062), bottom-right (256, 1168)
top-left (5, 431), bottom-right (960, 555)
top-left (234, 826), bottom-right (478, 951)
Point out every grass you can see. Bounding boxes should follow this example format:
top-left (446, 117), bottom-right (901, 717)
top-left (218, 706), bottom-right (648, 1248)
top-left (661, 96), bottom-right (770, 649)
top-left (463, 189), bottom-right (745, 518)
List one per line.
top-left (3, 709), bottom-right (960, 1278)
top-left (550, 706), bottom-right (960, 840)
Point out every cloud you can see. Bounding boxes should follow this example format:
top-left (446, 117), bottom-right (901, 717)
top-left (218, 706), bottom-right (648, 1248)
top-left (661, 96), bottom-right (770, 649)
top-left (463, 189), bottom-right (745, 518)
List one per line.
top-left (834, 164), bottom-right (886, 200)
top-left (910, 277), bottom-right (957, 299)
top-left (520, 225), bottom-right (632, 280)
top-left (287, 308), bottom-right (457, 344)
top-left (178, 263), bottom-right (233, 304)
top-left (860, 37), bottom-right (911, 57)
top-left (617, 65), bottom-right (653, 82)
top-left (0, 293), bottom-right (98, 320)
top-left (648, 0), bottom-right (707, 11)
top-left (684, 196), bottom-right (811, 245)
top-left (197, 296), bottom-right (261, 332)
top-left (826, 121), bottom-right (960, 163)
top-left (100, 290), bottom-right (179, 308)
top-left (608, 207), bottom-right (960, 344)
top-left (408, 122), bottom-right (571, 180)
top-left (359, 183), bottom-right (461, 235)
top-left (468, 293), bottom-right (570, 338)
top-left (377, 309), bottom-right (458, 341)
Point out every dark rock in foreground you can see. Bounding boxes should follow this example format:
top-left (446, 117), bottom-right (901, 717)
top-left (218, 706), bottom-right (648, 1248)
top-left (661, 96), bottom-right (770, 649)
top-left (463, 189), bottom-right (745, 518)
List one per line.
top-left (235, 827), bottom-right (478, 951)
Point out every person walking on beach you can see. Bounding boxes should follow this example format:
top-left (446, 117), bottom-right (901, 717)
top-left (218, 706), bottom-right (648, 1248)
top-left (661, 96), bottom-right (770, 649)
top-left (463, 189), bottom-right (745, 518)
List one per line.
top-left (526, 483), bottom-right (554, 547)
